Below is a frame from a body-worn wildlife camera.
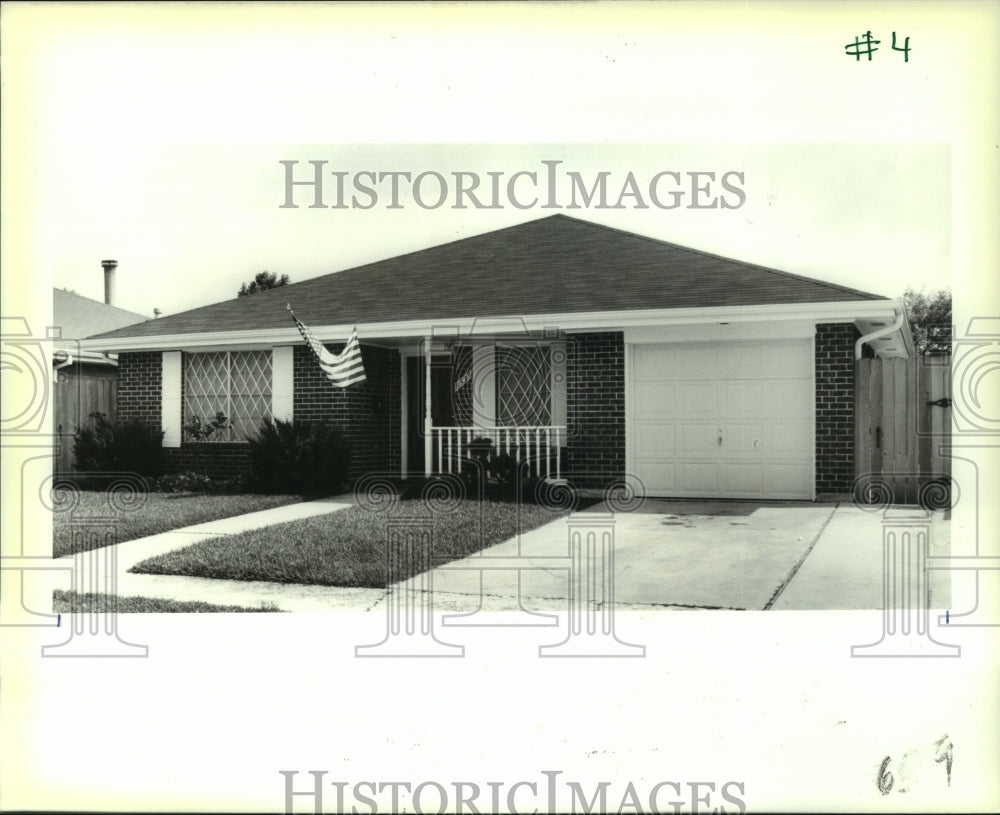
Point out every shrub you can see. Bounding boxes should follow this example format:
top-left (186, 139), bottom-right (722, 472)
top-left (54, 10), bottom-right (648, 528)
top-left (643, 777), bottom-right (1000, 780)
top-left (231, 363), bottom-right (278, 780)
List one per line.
top-left (73, 412), bottom-right (164, 477)
top-left (246, 418), bottom-right (351, 495)
top-left (460, 437), bottom-right (544, 502)
top-left (183, 411), bottom-right (230, 442)
top-left (149, 471), bottom-right (249, 494)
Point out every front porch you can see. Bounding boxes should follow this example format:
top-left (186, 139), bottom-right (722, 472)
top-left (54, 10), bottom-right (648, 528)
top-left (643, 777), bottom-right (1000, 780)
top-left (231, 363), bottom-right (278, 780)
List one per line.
top-left (401, 337), bottom-right (568, 480)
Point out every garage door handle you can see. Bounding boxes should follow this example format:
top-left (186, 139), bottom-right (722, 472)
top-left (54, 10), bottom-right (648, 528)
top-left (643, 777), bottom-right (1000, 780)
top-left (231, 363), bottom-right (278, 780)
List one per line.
top-left (718, 432), bottom-right (723, 447)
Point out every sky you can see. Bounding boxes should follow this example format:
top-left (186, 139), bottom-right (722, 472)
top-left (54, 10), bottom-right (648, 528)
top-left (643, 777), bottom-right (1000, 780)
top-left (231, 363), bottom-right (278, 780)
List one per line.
top-left (49, 142), bottom-right (951, 320)
top-left (3, 2), bottom-right (973, 328)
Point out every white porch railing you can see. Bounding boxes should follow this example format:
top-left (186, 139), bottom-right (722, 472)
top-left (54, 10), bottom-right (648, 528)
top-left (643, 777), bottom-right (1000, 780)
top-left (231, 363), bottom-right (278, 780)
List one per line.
top-left (430, 426), bottom-right (566, 480)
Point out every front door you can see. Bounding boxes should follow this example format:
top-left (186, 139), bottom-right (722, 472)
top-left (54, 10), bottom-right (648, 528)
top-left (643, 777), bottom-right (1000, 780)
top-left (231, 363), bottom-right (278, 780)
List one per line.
top-left (406, 355), bottom-right (456, 474)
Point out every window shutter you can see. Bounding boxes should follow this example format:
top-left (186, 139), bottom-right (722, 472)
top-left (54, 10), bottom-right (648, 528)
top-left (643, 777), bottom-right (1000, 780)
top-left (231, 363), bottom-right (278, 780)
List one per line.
top-left (271, 346), bottom-right (294, 422)
top-left (161, 351), bottom-right (182, 448)
top-left (551, 342), bottom-right (567, 444)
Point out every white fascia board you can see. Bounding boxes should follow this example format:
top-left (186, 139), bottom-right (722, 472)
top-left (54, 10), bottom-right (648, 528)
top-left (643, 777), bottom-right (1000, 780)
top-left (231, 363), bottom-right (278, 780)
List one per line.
top-left (78, 300), bottom-right (903, 353)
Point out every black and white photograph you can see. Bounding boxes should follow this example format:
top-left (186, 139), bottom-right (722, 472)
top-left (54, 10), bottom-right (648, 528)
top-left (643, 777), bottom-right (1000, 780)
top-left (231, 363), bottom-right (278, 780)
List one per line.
top-left (1, 3), bottom-right (998, 813)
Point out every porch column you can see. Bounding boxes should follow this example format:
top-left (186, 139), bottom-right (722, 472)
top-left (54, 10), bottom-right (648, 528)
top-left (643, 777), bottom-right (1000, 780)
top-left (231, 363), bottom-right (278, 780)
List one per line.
top-left (424, 336), bottom-right (432, 477)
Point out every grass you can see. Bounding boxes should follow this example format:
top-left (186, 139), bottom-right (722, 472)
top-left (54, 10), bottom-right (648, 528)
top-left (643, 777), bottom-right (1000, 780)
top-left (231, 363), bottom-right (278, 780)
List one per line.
top-left (52, 589), bottom-right (281, 613)
top-left (130, 499), bottom-right (572, 588)
top-left (53, 492), bottom-right (305, 558)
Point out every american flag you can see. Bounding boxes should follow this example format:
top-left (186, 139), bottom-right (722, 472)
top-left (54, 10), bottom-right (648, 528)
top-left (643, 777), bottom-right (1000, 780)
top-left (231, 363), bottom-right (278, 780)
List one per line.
top-left (287, 304), bottom-right (366, 387)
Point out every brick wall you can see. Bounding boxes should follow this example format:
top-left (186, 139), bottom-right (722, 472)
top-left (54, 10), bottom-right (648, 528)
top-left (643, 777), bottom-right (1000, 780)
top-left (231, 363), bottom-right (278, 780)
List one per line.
top-left (566, 331), bottom-right (626, 488)
top-left (116, 345), bottom-right (400, 482)
top-left (815, 322), bottom-right (859, 495)
top-left (116, 352), bottom-right (161, 426)
top-left (294, 343), bottom-right (401, 478)
top-left (162, 443), bottom-right (250, 479)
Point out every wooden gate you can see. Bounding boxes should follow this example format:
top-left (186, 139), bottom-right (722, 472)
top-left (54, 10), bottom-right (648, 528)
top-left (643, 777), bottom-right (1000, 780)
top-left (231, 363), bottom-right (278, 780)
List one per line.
top-left (855, 354), bottom-right (952, 506)
top-left (53, 367), bottom-right (118, 475)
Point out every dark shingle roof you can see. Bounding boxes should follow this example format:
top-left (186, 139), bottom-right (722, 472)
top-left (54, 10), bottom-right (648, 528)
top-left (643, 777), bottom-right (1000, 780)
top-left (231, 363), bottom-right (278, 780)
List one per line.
top-left (89, 214), bottom-right (885, 341)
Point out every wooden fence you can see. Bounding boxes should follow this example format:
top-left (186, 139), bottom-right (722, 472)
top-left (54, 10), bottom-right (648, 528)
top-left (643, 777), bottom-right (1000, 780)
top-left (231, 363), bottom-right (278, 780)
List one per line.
top-left (855, 354), bottom-right (952, 506)
top-left (53, 367), bottom-right (117, 476)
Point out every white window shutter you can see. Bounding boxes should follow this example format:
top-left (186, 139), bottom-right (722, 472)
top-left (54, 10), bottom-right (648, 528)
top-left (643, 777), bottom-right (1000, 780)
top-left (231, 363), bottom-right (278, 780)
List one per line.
top-left (271, 346), bottom-right (294, 422)
top-left (551, 341), bottom-right (567, 443)
top-left (161, 351), bottom-right (182, 448)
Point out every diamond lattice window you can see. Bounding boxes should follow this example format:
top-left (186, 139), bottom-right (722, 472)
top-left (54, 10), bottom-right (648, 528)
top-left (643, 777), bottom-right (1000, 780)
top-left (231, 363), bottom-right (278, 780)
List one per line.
top-left (496, 345), bottom-right (551, 426)
top-left (184, 351), bottom-right (272, 442)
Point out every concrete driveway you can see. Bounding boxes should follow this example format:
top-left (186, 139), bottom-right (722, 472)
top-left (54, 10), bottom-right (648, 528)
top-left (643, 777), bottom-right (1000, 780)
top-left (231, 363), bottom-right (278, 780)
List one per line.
top-left (398, 499), bottom-right (950, 612)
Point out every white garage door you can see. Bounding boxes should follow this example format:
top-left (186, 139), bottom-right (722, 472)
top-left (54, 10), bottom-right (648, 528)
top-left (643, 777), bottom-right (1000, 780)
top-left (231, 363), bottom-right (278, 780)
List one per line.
top-left (630, 339), bottom-right (814, 499)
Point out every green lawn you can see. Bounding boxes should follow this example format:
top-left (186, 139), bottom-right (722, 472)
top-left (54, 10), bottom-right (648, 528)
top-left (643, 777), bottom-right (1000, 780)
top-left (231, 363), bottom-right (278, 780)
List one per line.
top-left (130, 499), bottom-right (570, 588)
top-left (53, 589), bottom-right (280, 613)
top-left (53, 492), bottom-right (304, 558)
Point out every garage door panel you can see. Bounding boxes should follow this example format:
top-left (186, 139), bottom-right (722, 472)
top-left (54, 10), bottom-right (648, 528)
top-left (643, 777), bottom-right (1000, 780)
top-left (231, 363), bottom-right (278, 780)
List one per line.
top-left (717, 344), bottom-right (763, 379)
top-left (678, 461), bottom-right (719, 494)
top-left (761, 423), bottom-right (813, 458)
top-left (675, 382), bottom-right (717, 418)
top-left (676, 346), bottom-right (719, 379)
top-left (634, 383), bottom-right (676, 419)
top-left (635, 423), bottom-right (677, 456)
top-left (633, 346), bottom-right (677, 381)
top-left (630, 339), bottom-right (814, 499)
top-left (719, 463), bottom-right (763, 496)
top-left (634, 461), bottom-right (678, 493)
top-left (762, 380), bottom-right (813, 419)
top-left (762, 342), bottom-right (813, 377)
top-left (762, 462), bottom-right (813, 495)
top-left (678, 424), bottom-right (722, 456)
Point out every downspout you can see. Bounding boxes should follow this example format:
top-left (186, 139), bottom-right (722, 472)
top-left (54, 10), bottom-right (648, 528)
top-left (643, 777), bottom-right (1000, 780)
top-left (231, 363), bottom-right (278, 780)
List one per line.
top-left (53, 351), bottom-right (74, 383)
top-left (854, 307), bottom-right (906, 360)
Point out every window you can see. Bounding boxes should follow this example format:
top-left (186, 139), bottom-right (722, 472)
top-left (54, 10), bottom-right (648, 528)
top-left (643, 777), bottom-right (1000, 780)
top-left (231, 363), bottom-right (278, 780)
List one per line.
top-left (496, 345), bottom-right (552, 426)
top-left (184, 351), bottom-right (272, 442)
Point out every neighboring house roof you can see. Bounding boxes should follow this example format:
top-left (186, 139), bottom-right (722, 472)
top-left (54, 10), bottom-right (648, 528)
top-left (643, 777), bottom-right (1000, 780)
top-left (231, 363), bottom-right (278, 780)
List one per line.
top-left (54, 288), bottom-right (148, 338)
top-left (87, 214), bottom-right (887, 343)
top-left (53, 288), bottom-right (149, 364)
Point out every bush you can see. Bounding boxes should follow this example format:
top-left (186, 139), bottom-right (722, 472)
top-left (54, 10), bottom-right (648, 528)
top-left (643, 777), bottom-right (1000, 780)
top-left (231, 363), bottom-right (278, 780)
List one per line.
top-left (460, 437), bottom-right (545, 502)
top-left (247, 418), bottom-right (351, 495)
top-left (149, 471), bottom-right (249, 494)
top-left (73, 412), bottom-right (164, 477)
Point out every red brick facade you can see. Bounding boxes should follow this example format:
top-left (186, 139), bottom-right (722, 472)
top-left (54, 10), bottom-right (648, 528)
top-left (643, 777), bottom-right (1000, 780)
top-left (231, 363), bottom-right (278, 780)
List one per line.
top-left (815, 322), bottom-right (859, 495)
top-left (116, 352), bottom-right (162, 427)
top-left (116, 325), bottom-right (858, 496)
top-left (565, 331), bottom-right (626, 488)
top-left (116, 344), bottom-right (400, 481)
top-left (293, 343), bottom-right (401, 478)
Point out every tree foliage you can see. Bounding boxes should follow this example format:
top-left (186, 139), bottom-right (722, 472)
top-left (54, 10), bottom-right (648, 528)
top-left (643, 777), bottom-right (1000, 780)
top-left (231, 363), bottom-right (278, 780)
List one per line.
top-left (238, 271), bottom-right (290, 298)
top-left (903, 286), bottom-right (951, 355)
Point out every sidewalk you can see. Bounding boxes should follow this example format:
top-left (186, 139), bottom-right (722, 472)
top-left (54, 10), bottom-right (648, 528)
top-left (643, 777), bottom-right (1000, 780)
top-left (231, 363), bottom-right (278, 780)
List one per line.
top-left (54, 494), bottom-right (388, 612)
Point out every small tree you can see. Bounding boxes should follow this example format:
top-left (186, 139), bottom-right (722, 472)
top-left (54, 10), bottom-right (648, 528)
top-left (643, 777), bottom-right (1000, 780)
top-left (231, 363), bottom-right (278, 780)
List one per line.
top-left (903, 286), bottom-right (952, 355)
top-left (238, 271), bottom-right (290, 298)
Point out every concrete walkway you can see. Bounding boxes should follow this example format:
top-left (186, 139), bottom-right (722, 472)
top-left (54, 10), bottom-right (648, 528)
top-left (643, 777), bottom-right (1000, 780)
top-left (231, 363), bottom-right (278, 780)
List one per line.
top-left (54, 495), bottom-right (387, 612)
top-left (53, 497), bottom-right (952, 613)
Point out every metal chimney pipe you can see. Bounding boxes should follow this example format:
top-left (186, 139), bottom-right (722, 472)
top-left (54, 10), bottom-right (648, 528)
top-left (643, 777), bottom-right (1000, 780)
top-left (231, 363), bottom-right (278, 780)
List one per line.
top-left (102, 259), bottom-right (118, 305)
